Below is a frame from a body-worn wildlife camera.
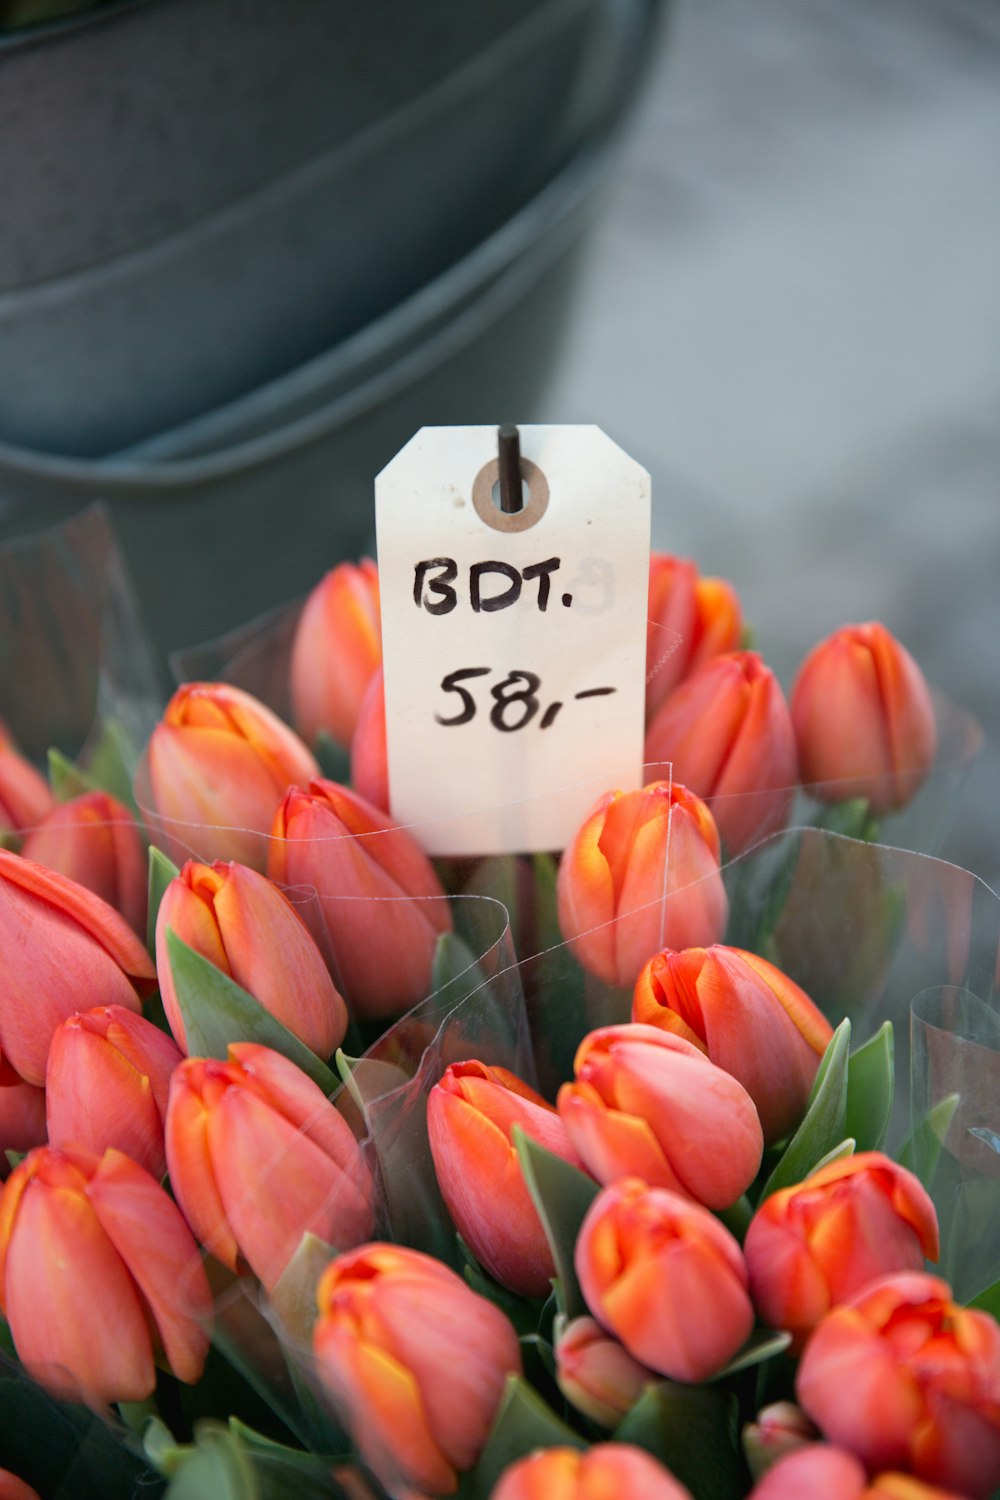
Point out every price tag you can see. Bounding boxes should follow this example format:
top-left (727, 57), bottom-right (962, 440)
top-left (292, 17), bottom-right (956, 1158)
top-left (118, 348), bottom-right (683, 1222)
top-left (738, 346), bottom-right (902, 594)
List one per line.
top-left (375, 425), bottom-right (650, 855)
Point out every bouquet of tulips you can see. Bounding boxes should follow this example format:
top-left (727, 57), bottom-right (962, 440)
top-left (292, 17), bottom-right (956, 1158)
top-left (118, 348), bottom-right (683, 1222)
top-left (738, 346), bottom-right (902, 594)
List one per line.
top-left (0, 506), bottom-right (999, 1500)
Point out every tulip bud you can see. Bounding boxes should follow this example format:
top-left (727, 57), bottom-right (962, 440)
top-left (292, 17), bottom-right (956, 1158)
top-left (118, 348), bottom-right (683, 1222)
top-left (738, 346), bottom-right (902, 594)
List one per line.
top-left (796, 1272), bottom-right (1000, 1499)
top-left (155, 859), bottom-right (348, 1058)
top-left (166, 1043), bottom-right (373, 1291)
top-left (632, 944), bottom-right (833, 1143)
top-left (290, 559), bottom-right (381, 748)
top-left (746, 1154), bottom-right (939, 1349)
top-left (21, 790), bottom-right (147, 936)
top-left (0, 723), bottom-right (53, 840)
top-left (645, 552), bottom-right (742, 721)
top-left (865, 1477), bottom-right (971, 1500)
top-left (45, 1006), bottom-right (182, 1180)
top-left (0, 849), bottom-right (156, 1086)
top-left (490, 1444), bottom-right (694, 1500)
top-left (0, 1470), bottom-right (41, 1500)
top-left (558, 1024), bottom-right (762, 1209)
top-left (645, 651), bottom-right (797, 855)
top-left (576, 1176), bottom-right (754, 1382)
top-left (556, 780), bottom-right (728, 990)
top-left (791, 622), bottom-right (937, 813)
top-left (268, 779), bottom-right (451, 1019)
top-left (747, 1444), bottom-right (867, 1499)
top-left (0, 1051), bottom-right (46, 1163)
top-left (427, 1060), bottom-right (583, 1298)
top-left (350, 666), bottom-right (389, 813)
top-left (554, 1315), bottom-right (654, 1427)
top-left (743, 1402), bottom-right (818, 1480)
top-left (146, 681), bottom-right (319, 868)
top-left (313, 1242), bottom-right (521, 1497)
top-left (0, 1144), bottom-right (210, 1405)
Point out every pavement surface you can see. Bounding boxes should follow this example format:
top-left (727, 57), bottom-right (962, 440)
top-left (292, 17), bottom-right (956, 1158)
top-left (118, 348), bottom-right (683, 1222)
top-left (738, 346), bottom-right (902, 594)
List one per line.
top-left (541, 0), bottom-right (1000, 889)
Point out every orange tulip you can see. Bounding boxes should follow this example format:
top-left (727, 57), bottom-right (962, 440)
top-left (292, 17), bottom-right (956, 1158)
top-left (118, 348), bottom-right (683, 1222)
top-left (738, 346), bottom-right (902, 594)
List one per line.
top-left (558, 1024), bottom-right (762, 1209)
top-left (645, 651), bottom-right (797, 854)
top-left (350, 665), bottom-right (389, 813)
top-left (155, 858), bottom-right (348, 1058)
top-left (865, 1477), bottom-right (971, 1500)
top-left (0, 1051), bottom-right (46, 1163)
top-left (0, 723), bottom-right (53, 839)
top-left (796, 1272), bottom-right (1000, 1499)
top-left (791, 623), bottom-right (937, 813)
top-left (166, 1042), bottom-right (373, 1291)
top-left (427, 1060), bottom-right (584, 1297)
top-left (576, 1176), bottom-right (754, 1382)
top-left (645, 552), bottom-right (742, 721)
top-left (146, 681), bottom-right (319, 868)
top-left (45, 1005), bottom-right (182, 1180)
top-left (632, 944), bottom-right (833, 1143)
top-left (746, 1154), bottom-right (939, 1349)
top-left (554, 1315), bottom-right (655, 1427)
top-left (491, 1443), bottom-right (694, 1500)
top-left (0, 1144), bottom-right (210, 1405)
top-left (556, 780), bottom-right (728, 990)
top-left (268, 779), bottom-right (451, 1019)
top-left (0, 1470), bottom-right (41, 1500)
top-left (22, 789), bottom-right (147, 936)
top-left (313, 1242), bottom-right (521, 1497)
top-left (290, 559), bottom-right (381, 748)
top-left (0, 849), bottom-right (156, 1086)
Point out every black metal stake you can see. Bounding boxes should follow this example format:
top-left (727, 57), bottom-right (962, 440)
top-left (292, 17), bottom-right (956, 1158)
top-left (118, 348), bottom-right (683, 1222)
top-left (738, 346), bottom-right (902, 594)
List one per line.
top-left (497, 423), bottom-right (523, 514)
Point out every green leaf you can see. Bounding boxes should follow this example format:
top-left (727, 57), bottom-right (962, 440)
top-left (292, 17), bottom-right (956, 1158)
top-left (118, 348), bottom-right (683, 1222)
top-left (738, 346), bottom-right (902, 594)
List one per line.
top-left (759, 1019), bottom-right (851, 1201)
top-left (614, 1382), bottom-right (744, 1500)
top-left (80, 716), bottom-right (140, 811)
top-left (165, 929), bottom-right (338, 1094)
top-left (431, 930), bottom-right (486, 1001)
top-left (228, 1419), bottom-right (345, 1481)
top-left (48, 746), bottom-right (96, 802)
top-left (464, 1374), bottom-right (585, 1499)
top-left (513, 1126), bottom-right (600, 1321)
top-left (846, 1022), bottom-right (894, 1152)
top-left (897, 1093), bottom-right (959, 1181)
top-left (967, 1276), bottom-right (1000, 1320)
top-left (807, 1138), bottom-right (857, 1175)
top-left (148, 846), bottom-right (181, 953)
top-left (811, 797), bottom-right (875, 840)
top-left (165, 1423), bottom-right (259, 1500)
top-left (712, 1328), bottom-right (792, 1380)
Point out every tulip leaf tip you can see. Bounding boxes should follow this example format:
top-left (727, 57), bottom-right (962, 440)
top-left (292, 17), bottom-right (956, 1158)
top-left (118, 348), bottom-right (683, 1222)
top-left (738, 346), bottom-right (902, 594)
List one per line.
top-left (512, 1125), bottom-right (599, 1323)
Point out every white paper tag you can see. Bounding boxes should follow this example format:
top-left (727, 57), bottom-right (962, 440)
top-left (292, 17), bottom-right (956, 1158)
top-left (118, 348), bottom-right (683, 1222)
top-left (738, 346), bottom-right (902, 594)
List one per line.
top-left (375, 425), bottom-right (650, 855)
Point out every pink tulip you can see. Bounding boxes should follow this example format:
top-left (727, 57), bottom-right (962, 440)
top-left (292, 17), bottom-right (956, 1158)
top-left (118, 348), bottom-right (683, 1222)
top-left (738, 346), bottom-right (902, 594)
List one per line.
top-left (797, 1272), bottom-right (1000, 1498)
top-left (313, 1242), bottom-right (521, 1497)
top-left (557, 780), bottom-right (728, 990)
top-left (748, 1444), bottom-right (867, 1499)
top-left (632, 944), bottom-right (833, 1143)
top-left (350, 665), bottom-right (389, 813)
top-left (0, 723), bottom-right (53, 839)
top-left (46, 1006), bottom-right (182, 1180)
top-left (0, 1051), bottom-right (46, 1163)
top-left (268, 779), bottom-right (451, 1019)
top-left (745, 1153), bottom-right (939, 1348)
top-left (0, 849), bottom-right (156, 1086)
top-left (576, 1176), bottom-right (754, 1382)
top-left (554, 1315), bottom-right (655, 1427)
top-left (0, 1471), bottom-right (41, 1500)
top-left (0, 1144), bottom-right (210, 1405)
top-left (743, 1402), bottom-right (818, 1479)
top-left (427, 1059), bottom-right (584, 1297)
top-left (791, 623), bottom-right (937, 813)
top-left (491, 1444), bottom-right (694, 1500)
top-left (645, 651), bottom-right (797, 854)
top-left (166, 1042), bottom-right (373, 1291)
top-left (558, 1024), bottom-right (762, 1209)
top-left (155, 858), bottom-right (348, 1058)
top-left (22, 790), bottom-right (147, 936)
top-left (290, 559), bottom-right (381, 747)
top-left (146, 681), bottom-right (319, 868)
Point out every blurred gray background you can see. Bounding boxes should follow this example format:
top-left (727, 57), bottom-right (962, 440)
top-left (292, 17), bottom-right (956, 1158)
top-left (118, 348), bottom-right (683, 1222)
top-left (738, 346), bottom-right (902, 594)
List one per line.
top-left (541, 0), bottom-right (1000, 889)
